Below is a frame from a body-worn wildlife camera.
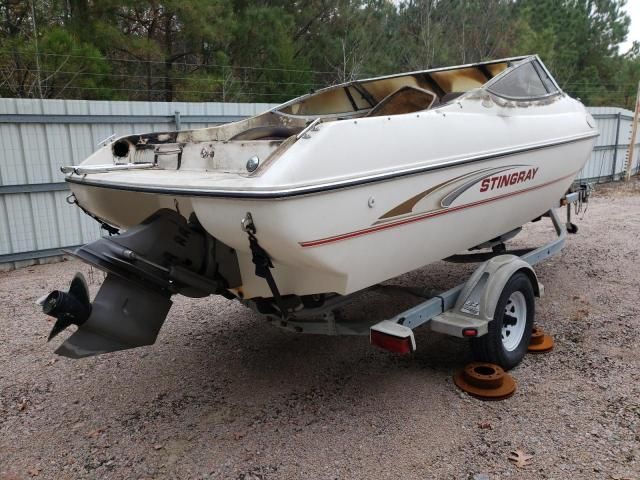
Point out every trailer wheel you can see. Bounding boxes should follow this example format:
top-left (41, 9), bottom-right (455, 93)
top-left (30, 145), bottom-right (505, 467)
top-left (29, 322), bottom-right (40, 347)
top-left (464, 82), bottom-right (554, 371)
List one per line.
top-left (471, 271), bottom-right (534, 370)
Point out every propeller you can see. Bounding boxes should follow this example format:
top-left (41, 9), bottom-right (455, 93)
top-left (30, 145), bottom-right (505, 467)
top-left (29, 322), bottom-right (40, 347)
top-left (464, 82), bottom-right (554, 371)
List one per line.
top-left (40, 273), bottom-right (92, 341)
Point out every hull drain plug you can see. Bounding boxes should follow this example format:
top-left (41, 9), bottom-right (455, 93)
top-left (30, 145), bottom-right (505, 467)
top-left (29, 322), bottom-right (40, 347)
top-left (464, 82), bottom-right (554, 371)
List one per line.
top-left (528, 325), bottom-right (554, 353)
top-left (453, 362), bottom-right (516, 401)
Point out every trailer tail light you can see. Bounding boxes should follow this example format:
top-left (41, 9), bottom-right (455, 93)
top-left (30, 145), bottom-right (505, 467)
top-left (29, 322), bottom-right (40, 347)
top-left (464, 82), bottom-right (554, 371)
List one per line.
top-left (370, 321), bottom-right (416, 354)
top-left (462, 328), bottom-right (478, 337)
top-left (371, 331), bottom-right (413, 354)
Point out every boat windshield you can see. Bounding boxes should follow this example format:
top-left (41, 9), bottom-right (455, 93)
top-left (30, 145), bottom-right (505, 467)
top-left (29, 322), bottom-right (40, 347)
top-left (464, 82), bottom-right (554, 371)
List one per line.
top-left (486, 59), bottom-right (560, 100)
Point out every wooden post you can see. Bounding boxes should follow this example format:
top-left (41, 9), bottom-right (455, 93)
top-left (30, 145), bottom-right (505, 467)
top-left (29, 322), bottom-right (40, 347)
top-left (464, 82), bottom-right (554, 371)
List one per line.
top-left (625, 80), bottom-right (640, 181)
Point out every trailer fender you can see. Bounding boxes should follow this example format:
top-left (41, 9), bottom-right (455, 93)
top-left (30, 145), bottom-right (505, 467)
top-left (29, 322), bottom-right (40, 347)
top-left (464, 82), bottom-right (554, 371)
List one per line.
top-left (455, 254), bottom-right (541, 323)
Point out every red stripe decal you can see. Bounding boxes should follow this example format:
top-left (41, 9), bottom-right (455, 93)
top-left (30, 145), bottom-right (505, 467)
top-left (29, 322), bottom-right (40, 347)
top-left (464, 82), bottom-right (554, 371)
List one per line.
top-left (299, 172), bottom-right (576, 248)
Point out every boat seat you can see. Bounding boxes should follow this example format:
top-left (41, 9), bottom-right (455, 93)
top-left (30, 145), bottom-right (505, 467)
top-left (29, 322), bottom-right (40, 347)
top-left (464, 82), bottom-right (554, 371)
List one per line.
top-left (365, 85), bottom-right (437, 117)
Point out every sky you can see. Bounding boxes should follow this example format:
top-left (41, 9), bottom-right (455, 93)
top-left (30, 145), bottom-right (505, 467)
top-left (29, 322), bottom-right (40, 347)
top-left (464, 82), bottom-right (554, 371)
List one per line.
top-left (620, 0), bottom-right (640, 53)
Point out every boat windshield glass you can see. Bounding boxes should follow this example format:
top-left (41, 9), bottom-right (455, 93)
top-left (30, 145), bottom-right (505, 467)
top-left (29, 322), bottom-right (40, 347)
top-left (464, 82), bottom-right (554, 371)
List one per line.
top-left (531, 61), bottom-right (558, 93)
top-left (488, 61), bottom-right (558, 99)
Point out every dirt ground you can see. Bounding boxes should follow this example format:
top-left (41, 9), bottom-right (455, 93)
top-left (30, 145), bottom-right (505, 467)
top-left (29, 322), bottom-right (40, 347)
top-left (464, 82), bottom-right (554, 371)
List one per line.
top-left (1, 179), bottom-right (639, 480)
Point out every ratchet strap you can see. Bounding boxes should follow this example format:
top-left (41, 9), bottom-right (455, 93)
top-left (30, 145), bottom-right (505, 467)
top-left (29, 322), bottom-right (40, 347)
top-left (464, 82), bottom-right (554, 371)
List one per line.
top-left (246, 230), bottom-right (288, 318)
top-left (67, 193), bottom-right (119, 235)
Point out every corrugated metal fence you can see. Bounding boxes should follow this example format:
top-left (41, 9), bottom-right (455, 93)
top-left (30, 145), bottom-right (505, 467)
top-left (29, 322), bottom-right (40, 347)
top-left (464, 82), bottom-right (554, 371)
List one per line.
top-left (579, 107), bottom-right (640, 182)
top-left (0, 99), bottom-right (638, 269)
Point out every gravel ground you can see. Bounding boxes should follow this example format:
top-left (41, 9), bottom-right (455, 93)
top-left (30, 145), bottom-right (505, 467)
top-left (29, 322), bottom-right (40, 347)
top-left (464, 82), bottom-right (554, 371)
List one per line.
top-left (1, 179), bottom-right (639, 480)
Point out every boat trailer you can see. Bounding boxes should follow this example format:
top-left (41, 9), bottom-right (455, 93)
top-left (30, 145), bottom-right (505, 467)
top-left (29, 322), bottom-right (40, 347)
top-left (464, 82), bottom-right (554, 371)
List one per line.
top-left (254, 187), bottom-right (589, 367)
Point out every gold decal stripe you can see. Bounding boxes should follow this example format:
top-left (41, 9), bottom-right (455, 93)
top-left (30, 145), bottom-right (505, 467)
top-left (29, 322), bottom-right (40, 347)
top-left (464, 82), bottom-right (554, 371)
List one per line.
top-left (377, 166), bottom-right (522, 220)
top-left (299, 171), bottom-right (577, 248)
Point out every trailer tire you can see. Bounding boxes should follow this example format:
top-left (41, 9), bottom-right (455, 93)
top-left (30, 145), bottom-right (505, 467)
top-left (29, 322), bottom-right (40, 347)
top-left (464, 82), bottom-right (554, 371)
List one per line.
top-left (471, 271), bottom-right (534, 370)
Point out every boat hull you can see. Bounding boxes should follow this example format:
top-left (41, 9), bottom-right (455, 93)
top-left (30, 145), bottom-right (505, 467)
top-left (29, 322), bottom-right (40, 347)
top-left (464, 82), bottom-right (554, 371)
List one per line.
top-left (70, 134), bottom-right (594, 298)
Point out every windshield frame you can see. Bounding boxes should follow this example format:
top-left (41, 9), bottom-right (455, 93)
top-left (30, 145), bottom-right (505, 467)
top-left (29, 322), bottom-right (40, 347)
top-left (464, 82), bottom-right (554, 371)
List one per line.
top-left (484, 55), bottom-right (562, 101)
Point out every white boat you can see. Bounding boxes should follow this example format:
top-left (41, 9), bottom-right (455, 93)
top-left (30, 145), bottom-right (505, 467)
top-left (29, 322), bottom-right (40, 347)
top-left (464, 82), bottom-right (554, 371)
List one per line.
top-left (42, 55), bottom-right (598, 358)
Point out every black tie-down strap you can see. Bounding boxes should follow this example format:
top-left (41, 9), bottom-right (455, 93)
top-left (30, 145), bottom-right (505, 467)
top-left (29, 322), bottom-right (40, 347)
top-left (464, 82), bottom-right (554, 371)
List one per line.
top-left (247, 232), bottom-right (288, 318)
top-left (67, 193), bottom-right (119, 236)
